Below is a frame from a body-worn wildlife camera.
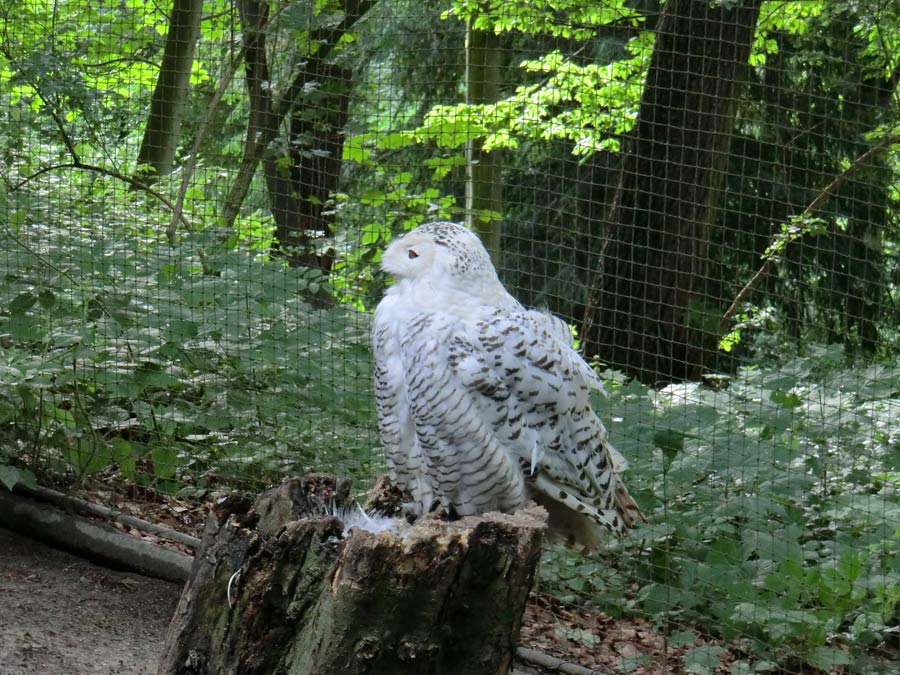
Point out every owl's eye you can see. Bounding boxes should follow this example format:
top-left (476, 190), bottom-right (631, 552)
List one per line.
top-left (407, 249), bottom-right (419, 259)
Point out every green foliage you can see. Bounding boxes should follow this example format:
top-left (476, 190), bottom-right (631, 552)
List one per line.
top-left (354, 0), bottom-right (651, 159)
top-left (449, 0), bottom-right (641, 41)
top-left (331, 159), bottom-right (459, 309)
top-left (542, 348), bottom-right (900, 672)
top-left (751, 1), bottom-right (826, 67)
top-left (0, 218), bottom-right (377, 494)
top-left (714, 1), bottom-right (900, 359)
top-left (416, 30), bottom-right (650, 157)
top-left (763, 214), bottom-right (829, 258)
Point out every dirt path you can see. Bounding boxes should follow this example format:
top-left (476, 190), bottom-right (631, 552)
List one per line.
top-left (0, 527), bottom-right (181, 675)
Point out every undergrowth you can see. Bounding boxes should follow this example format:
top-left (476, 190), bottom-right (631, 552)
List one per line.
top-left (0, 221), bottom-right (378, 495)
top-left (542, 349), bottom-right (900, 673)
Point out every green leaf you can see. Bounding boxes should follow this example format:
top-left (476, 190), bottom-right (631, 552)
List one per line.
top-left (719, 327), bottom-right (741, 352)
top-left (730, 660), bottom-right (777, 675)
top-left (0, 464), bottom-right (22, 490)
top-left (683, 646), bottom-right (725, 675)
top-left (44, 406), bottom-right (77, 431)
top-left (770, 389), bottom-right (802, 409)
top-left (9, 292), bottom-right (38, 314)
top-left (150, 445), bottom-right (178, 480)
top-left (63, 439), bottom-right (114, 476)
top-left (110, 439), bottom-right (136, 481)
top-left (38, 289), bottom-right (57, 310)
top-left (837, 550), bottom-right (862, 583)
top-left (9, 209), bottom-right (28, 229)
top-left (668, 629), bottom-right (697, 648)
top-left (376, 130), bottom-right (415, 150)
top-left (637, 582), bottom-right (680, 615)
top-left (360, 188), bottom-right (386, 206)
top-left (654, 428), bottom-right (685, 468)
top-left (806, 647), bottom-right (850, 671)
top-left (555, 625), bottom-right (600, 646)
top-left (165, 319), bottom-right (199, 341)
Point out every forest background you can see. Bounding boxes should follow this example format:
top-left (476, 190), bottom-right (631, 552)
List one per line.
top-left (1, 1), bottom-right (899, 672)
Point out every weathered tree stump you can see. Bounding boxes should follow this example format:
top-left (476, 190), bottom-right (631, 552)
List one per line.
top-left (157, 474), bottom-right (547, 675)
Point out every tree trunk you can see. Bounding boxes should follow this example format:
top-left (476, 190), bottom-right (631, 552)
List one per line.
top-left (234, 0), bottom-right (343, 273)
top-left (264, 59), bottom-right (350, 272)
top-left (238, 0), bottom-right (278, 160)
top-left (135, 0), bottom-right (203, 182)
top-left (581, 0), bottom-right (762, 385)
top-left (220, 0), bottom-right (375, 233)
top-left (157, 475), bottom-right (546, 675)
top-left (465, 21), bottom-right (504, 262)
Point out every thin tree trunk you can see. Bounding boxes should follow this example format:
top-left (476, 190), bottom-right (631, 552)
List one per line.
top-left (236, 0), bottom-right (342, 271)
top-left (238, 0), bottom-right (277, 158)
top-left (135, 0), bottom-right (203, 182)
top-left (465, 20), bottom-right (504, 261)
top-left (157, 475), bottom-right (546, 675)
top-left (581, 0), bottom-right (762, 385)
top-left (264, 59), bottom-right (350, 272)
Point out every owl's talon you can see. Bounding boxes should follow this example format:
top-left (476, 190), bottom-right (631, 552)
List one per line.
top-left (401, 502), bottom-right (420, 524)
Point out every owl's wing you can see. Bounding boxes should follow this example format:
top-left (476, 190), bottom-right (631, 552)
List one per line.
top-left (374, 300), bottom-right (641, 538)
top-left (539, 312), bottom-right (610, 398)
top-left (373, 301), bottom-right (526, 517)
top-left (468, 308), bottom-right (642, 536)
top-left (373, 303), bottom-right (422, 500)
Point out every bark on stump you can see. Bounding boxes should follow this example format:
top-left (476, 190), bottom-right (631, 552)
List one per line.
top-left (157, 475), bottom-right (547, 675)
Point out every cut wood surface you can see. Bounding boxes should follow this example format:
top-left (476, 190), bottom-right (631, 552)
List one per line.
top-left (157, 474), bottom-right (547, 675)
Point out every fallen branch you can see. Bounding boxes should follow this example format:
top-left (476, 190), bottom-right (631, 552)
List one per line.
top-left (515, 646), bottom-right (603, 675)
top-left (15, 483), bottom-right (201, 550)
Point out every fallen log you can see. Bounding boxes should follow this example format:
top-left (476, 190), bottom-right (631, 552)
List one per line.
top-left (0, 488), bottom-right (192, 582)
top-left (157, 474), bottom-right (547, 675)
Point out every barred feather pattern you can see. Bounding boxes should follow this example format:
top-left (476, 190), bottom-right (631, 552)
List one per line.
top-left (373, 222), bottom-right (642, 548)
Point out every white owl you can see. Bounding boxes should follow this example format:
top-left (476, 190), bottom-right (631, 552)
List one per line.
top-left (373, 222), bottom-right (642, 549)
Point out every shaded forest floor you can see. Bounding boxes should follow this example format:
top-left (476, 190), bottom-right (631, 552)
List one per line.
top-left (0, 527), bottom-right (180, 675)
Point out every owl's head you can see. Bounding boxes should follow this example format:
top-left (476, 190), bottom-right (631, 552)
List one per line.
top-left (380, 221), bottom-right (496, 282)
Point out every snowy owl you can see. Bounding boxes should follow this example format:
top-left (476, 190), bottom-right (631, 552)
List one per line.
top-left (373, 221), bottom-right (643, 549)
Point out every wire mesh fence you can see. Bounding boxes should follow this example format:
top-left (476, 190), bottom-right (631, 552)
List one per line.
top-left (1, 0), bottom-right (899, 672)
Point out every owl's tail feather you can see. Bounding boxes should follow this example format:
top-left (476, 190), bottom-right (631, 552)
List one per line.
top-left (614, 484), bottom-right (646, 529)
top-left (530, 490), bottom-right (604, 554)
top-left (529, 476), bottom-right (643, 554)
top-left (606, 439), bottom-right (645, 529)
top-left (529, 471), bottom-right (645, 553)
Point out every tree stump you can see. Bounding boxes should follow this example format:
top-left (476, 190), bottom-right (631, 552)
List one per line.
top-left (157, 475), bottom-right (547, 675)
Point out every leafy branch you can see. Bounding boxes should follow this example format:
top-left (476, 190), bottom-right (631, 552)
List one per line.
top-left (2, 78), bottom-right (192, 232)
top-left (723, 132), bottom-right (900, 323)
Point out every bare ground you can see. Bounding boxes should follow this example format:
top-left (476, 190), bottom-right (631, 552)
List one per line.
top-left (0, 527), bottom-right (182, 675)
